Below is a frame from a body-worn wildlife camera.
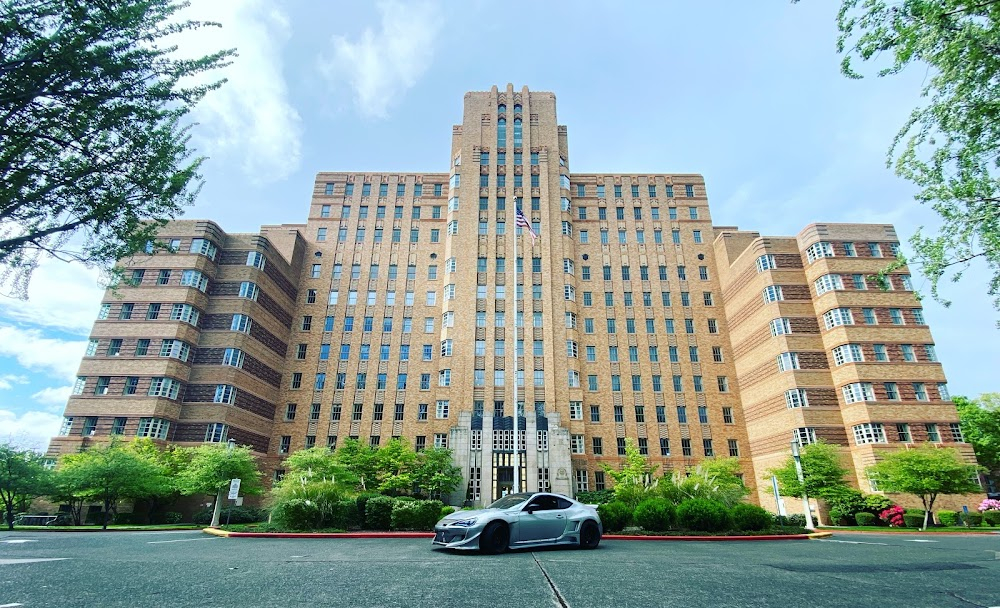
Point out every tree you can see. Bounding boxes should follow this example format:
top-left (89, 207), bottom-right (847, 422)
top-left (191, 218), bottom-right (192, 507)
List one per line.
top-left (659, 457), bottom-right (750, 508)
top-left (374, 439), bottom-right (418, 495)
top-left (601, 438), bottom-right (659, 507)
top-left (867, 444), bottom-right (983, 530)
top-left (768, 440), bottom-right (852, 501)
top-left (0, 443), bottom-right (53, 529)
top-left (57, 440), bottom-right (168, 529)
top-left (175, 444), bottom-right (261, 528)
top-left (954, 393), bottom-right (1000, 485)
top-left (411, 447), bottom-right (462, 499)
top-left (334, 439), bottom-right (380, 492)
top-left (0, 0), bottom-right (234, 295)
top-left (810, 1), bottom-right (1000, 317)
top-left (125, 439), bottom-right (188, 523)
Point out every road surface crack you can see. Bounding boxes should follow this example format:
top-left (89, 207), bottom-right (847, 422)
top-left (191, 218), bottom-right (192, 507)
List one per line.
top-left (532, 553), bottom-right (570, 608)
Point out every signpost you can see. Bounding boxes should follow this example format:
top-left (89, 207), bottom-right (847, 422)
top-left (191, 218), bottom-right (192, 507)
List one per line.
top-left (228, 478), bottom-right (241, 500)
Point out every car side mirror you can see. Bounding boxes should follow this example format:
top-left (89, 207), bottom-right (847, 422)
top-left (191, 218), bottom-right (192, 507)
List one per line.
top-left (525, 505), bottom-right (537, 514)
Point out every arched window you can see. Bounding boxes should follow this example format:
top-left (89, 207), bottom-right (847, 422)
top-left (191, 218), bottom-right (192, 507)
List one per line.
top-left (497, 118), bottom-right (506, 147)
top-left (513, 118), bottom-right (522, 147)
top-left (514, 103), bottom-right (522, 113)
top-left (498, 104), bottom-right (506, 113)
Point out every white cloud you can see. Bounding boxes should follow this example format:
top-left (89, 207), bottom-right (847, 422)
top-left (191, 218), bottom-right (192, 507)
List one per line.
top-left (175, 0), bottom-right (302, 183)
top-left (319, 1), bottom-right (442, 119)
top-left (0, 409), bottom-right (62, 452)
top-left (0, 258), bottom-right (104, 334)
top-left (0, 326), bottom-right (86, 381)
top-left (31, 386), bottom-right (72, 411)
top-left (0, 374), bottom-right (29, 390)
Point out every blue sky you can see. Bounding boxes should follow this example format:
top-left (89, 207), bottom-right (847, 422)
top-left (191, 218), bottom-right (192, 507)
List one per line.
top-left (2, 0), bottom-right (997, 450)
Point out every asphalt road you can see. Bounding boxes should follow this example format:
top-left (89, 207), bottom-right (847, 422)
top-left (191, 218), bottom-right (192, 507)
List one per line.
top-left (1, 530), bottom-right (998, 608)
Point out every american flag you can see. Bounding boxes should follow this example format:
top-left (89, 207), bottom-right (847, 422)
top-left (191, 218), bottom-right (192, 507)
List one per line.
top-left (515, 207), bottom-right (539, 244)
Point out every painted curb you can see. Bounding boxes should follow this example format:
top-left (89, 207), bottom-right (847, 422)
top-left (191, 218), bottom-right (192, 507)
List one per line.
top-left (822, 529), bottom-right (999, 536)
top-left (203, 527), bottom-right (820, 541)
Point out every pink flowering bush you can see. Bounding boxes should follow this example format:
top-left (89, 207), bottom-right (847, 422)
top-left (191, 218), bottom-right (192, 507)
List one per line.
top-left (879, 505), bottom-right (905, 527)
top-left (978, 498), bottom-right (1000, 513)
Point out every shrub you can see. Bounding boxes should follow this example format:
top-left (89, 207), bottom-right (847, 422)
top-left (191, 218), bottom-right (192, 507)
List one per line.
top-left (937, 510), bottom-right (959, 526)
top-left (902, 514), bottom-right (925, 528)
top-left (193, 506), bottom-right (268, 525)
top-left (966, 513), bottom-right (983, 526)
top-left (879, 505), bottom-right (904, 527)
top-left (364, 496), bottom-right (396, 530)
top-left (597, 501), bottom-right (632, 532)
top-left (731, 503), bottom-right (773, 532)
top-left (355, 493), bottom-right (381, 524)
top-left (855, 512), bottom-right (877, 526)
top-left (983, 510), bottom-right (1000, 526)
top-left (676, 499), bottom-right (733, 532)
top-left (440, 506), bottom-right (456, 519)
top-left (390, 500), bottom-right (443, 531)
top-left (270, 499), bottom-right (321, 530)
top-left (776, 514), bottom-right (807, 528)
top-left (576, 490), bottom-right (616, 505)
top-left (163, 511), bottom-right (183, 524)
top-left (827, 507), bottom-right (849, 526)
top-left (904, 508), bottom-right (925, 517)
top-left (112, 512), bottom-right (142, 525)
top-left (978, 498), bottom-right (1000, 512)
top-left (634, 498), bottom-right (675, 532)
top-left (863, 494), bottom-right (894, 514)
top-left (329, 500), bottom-right (360, 530)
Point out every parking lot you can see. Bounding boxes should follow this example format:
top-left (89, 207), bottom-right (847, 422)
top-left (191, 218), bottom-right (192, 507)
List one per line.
top-left (1, 530), bottom-right (998, 607)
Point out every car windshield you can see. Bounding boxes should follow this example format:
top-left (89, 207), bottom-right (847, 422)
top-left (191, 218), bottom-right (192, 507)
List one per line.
top-left (487, 493), bottom-right (533, 509)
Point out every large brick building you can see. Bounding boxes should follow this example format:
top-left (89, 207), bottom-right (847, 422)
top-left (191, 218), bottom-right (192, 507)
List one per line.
top-left (48, 85), bottom-right (979, 511)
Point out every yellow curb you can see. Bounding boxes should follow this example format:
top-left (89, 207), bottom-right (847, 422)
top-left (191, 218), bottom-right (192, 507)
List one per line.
top-left (203, 527), bottom-right (231, 537)
top-left (806, 531), bottom-right (833, 539)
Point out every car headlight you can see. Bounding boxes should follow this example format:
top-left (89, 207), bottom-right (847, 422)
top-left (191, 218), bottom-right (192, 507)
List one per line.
top-left (448, 518), bottom-right (479, 527)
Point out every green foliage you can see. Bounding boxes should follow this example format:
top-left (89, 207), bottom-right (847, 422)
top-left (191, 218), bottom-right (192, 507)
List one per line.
top-left (440, 506), bottom-right (456, 519)
top-left (730, 504), bottom-right (773, 532)
top-left (410, 447), bottom-right (462, 499)
top-left (364, 495), bottom-right (395, 530)
top-left (633, 497), bottom-right (675, 532)
top-left (937, 510), bottom-right (959, 526)
top-left (903, 514), bottom-right (925, 528)
top-left (57, 439), bottom-right (169, 529)
top-left (575, 489), bottom-right (616, 505)
top-left (602, 438), bottom-right (659, 508)
top-left (855, 512), bottom-right (877, 526)
top-left (269, 499), bottom-right (320, 531)
top-left (334, 440), bottom-right (461, 499)
top-left (163, 511), bottom-right (183, 524)
top-left (675, 499), bottom-right (733, 532)
top-left (658, 458), bottom-right (750, 508)
top-left (355, 493), bottom-right (381, 524)
top-left (192, 506), bottom-right (267, 526)
top-left (967, 513), bottom-right (984, 526)
top-left (0, 0), bottom-right (235, 294)
top-left (175, 444), bottom-right (262, 497)
top-left (815, 0), bottom-right (1000, 314)
top-left (597, 501), bottom-right (632, 532)
top-left (767, 440), bottom-right (851, 501)
top-left (390, 500), bottom-right (443, 531)
top-left (281, 447), bottom-right (354, 486)
top-left (330, 500), bottom-right (361, 530)
top-left (983, 510), bottom-right (1000, 526)
top-left (0, 443), bottom-right (53, 529)
top-left (954, 394), bottom-right (1000, 481)
top-left (867, 444), bottom-right (982, 529)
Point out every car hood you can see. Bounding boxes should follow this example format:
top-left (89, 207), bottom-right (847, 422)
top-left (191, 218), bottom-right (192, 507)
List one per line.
top-left (442, 508), bottom-right (503, 521)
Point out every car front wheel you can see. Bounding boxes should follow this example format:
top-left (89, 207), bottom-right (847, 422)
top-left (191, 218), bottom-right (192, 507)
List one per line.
top-left (480, 521), bottom-right (509, 554)
top-left (580, 520), bottom-right (601, 549)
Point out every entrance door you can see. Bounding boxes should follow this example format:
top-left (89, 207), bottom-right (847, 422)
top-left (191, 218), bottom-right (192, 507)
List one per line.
top-left (494, 466), bottom-right (513, 501)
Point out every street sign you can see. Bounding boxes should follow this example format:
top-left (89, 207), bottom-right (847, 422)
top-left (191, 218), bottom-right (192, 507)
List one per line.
top-left (234, 497), bottom-right (244, 506)
top-left (228, 478), bottom-right (241, 500)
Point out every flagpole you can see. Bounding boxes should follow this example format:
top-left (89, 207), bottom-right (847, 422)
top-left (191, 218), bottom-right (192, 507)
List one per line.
top-left (512, 198), bottom-right (520, 495)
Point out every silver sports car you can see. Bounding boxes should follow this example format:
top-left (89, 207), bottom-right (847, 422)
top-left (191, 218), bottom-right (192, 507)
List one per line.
top-left (432, 492), bottom-right (603, 554)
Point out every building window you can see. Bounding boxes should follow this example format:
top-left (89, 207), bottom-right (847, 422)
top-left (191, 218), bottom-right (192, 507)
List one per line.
top-left (853, 423), bottom-right (887, 445)
top-left (805, 241), bottom-right (834, 263)
top-left (762, 285), bottom-right (784, 303)
top-left (832, 344), bottom-right (864, 366)
top-left (756, 254), bottom-right (776, 272)
top-left (785, 389), bottom-right (809, 409)
top-left (776, 352), bottom-right (800, 372)
top-left (793, 427), bottom-right (816, 446)
top-left (137, 417), bottom-right (171, 439)
top-left (842, 382), bottom-right (875, 404)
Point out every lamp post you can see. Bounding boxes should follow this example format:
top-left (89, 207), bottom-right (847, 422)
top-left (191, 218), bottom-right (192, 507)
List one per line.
top-left (790, 439), bottom-right (815, 529)
top-left (210, 439), bottom-right (238, 528)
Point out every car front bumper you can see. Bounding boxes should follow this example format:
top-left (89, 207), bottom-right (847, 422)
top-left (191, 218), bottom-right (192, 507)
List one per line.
top-left (431, 525), bottom-right (483, 550)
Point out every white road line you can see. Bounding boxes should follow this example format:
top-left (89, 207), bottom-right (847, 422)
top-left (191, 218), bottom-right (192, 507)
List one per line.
top-left (904, 539), bottom-right (938, 543)
top-left (127, 530), bottom-right (203, 536)
top-left (818, 539), bottom-right (890, 546)
top-left (0, 558), bottom-right (69, 565)
top-left (0, 540), bottom-right (37, 544)
top-left (148, 537), bottom-right (219, 544)
top-left (0, 602), bottom-right (25, 607)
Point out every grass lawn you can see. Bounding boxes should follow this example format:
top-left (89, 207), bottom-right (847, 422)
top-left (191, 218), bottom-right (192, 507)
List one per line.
top-left (6, 523), bottom-right (203, 532)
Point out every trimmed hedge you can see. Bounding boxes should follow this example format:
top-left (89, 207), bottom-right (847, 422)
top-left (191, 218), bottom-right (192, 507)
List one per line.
top-left (364, 496), bottom-right (396, 530)
top-left (391, 500), bottom-right (443, 531)
top-left (676, 499), bottom-right (732, 532)
top-left (575, 490), bottom-right (616, 505)
top-left (937, 510), bottom-right (959, 526)
top-left (597, 501), bottom-right (632, 532)
top-left (194, 506), bottom-right (268, 525)
top-left (634, 498), bottom-right (675, 532)
top-left (854, 512), bottom-right (877, 526)
top-left (731, 503), bottom-right (772, 532)
top-left (966, 513), bottom-right (983, 526)
top-left (902, 514), bottom-right (925, 528)
top-left (983, 511), bottom-right (1000, 526)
